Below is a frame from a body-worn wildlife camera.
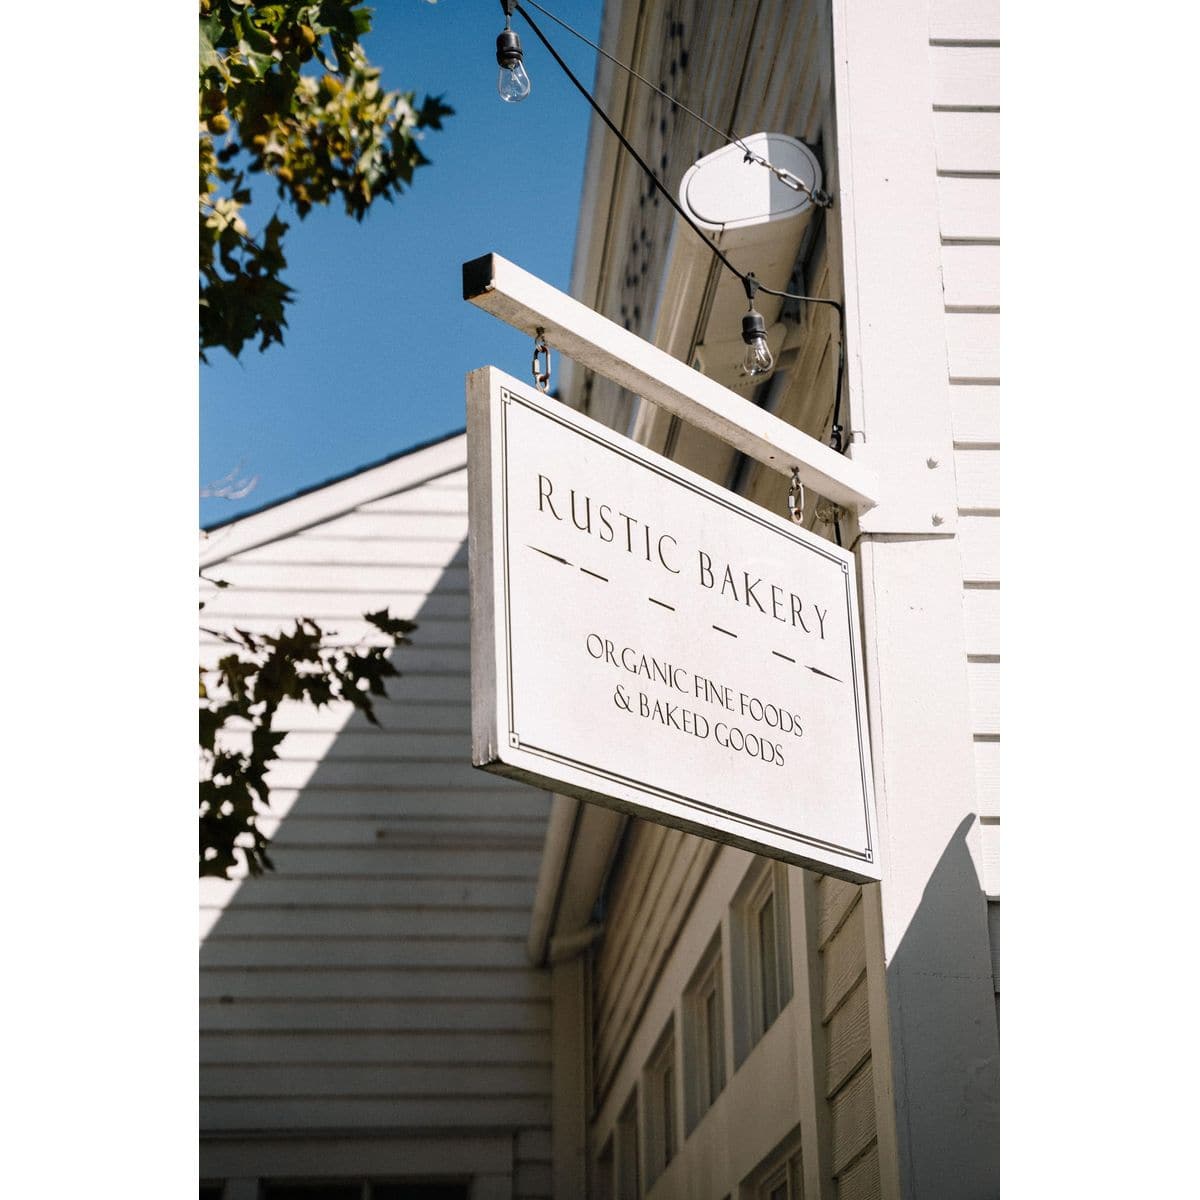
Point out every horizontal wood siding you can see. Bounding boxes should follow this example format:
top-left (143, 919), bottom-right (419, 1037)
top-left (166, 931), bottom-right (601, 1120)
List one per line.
top-left (817, 877), bottom-right (879, 1196)
top-left (931, 14), bottom-right (1001, 1002)
top-left (591, 821), bottom-right (717, 1106)
top-left (200, 460), bottom-right (553, 1197)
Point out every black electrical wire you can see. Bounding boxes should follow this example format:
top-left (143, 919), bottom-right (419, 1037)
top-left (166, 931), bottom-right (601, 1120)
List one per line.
top-left (519, 0), bottom-right (754, 158)
top-left (513, 2), bottom-right (849, 466)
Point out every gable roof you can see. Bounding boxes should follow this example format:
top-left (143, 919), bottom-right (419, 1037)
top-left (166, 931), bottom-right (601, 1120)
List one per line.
top-left (199, 427), bottom-right (467, 569)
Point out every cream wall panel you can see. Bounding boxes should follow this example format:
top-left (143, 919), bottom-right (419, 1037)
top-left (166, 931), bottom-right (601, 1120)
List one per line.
top-left (821, 899), bottom-right (867, 1020)
top-left (200, 999), bottom-right (549, 1034)
top-left (817, 875), bottom-right (861, 948)
top-left (962, 587), bottom-right (999, 656)
top-left (236, 536), bottom-right (468, 566)
top-left (202, 937), bottom-right (533, 970)
top-left (202, 1063), bottom-right (550, 1098)
top-left (979, 822), bottom-right (1000, 898)
top-left (973, 740), bottom-right (999, 819)
top-left (958, 515), bottom-right (999, 581)
top-left (953, 446), bottom-right (1000, 510)
top-left (929, 0), bottom-right (1000, 41)
top-left (967, 659), bottom-right (999, 736)
top-left (201, 1030), bottom-right (552, 1065)
top-left (949, 382), bottom-right (1000, 444)
top-left (936, 176), bottom-right (1000, 240)
top-left (202, 905), bottom-right (532, 941)
top-left (199, 876), bottom-right (537, 910)
top-left (825, 976), bottom-right (872, 1098)
top-left (201, 1096), bottom-right (552, 1130)
top-left (941, 243), bottom-right (1000, 309)
top-left (247, 783), bottom-right (543, 817)
top-left (212, 561), bottom-right (469, 594)
top-left (830, 1061), bottom-right (876, 1175)
top-left (946, 312), bottom-right (1000, 380)
top-left (930, 45), bottom-right (1000, 108)
top-left (299, 510), bottom-right (471, 541)
top-left (933, 111), bottom-right (1000, 173)
top-left (199, 586), bottom-right (468, 620)
top-left (836, 1142), bottom-right (881, 1200)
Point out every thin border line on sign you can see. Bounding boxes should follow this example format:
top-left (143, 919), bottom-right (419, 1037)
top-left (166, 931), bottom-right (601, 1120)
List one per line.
top-left (496, 383), bottom-right (874, 862)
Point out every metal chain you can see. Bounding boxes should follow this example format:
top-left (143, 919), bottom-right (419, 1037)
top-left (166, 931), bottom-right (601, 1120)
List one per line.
top-left (532, 329), bottom-right (551, 392)
top-left (787, 468), bottom-right (805, 525)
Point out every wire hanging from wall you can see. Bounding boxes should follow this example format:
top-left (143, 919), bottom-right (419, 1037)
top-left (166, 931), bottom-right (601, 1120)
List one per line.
top-left (508, 1), bottom-right (850, 508)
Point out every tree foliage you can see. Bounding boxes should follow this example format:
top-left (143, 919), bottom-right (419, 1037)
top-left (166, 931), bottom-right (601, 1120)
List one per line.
top-left (200, 605), bottom-right (416, 878)
top-left (199, 2), bottom-right (445, 878)
top-left (199, 1), bottom-right (453, 359)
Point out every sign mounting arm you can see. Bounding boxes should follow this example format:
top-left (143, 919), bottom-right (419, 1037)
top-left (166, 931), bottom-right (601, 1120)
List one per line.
top-left (463, 253), bottom-right (877, 514)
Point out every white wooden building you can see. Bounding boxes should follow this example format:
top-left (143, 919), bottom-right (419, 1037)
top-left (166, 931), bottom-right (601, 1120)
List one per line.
top-left (199, 1), bottom-right (999, 1196)
top-left (528, 0), bottom-right (1000, 1197)
top-left (199, 434), bottom-right (557, 1200)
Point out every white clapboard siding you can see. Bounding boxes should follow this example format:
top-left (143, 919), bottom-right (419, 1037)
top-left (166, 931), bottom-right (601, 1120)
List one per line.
top-left (937, 176), bottom-right (1000, 240)
top-left (973, 740), bottom-right (999, 819)
top-left (931, 23), bottom-right (1002, 1065)
top-left (967, 660), bottom-right (999, 736)
top-left (941, 243), bottom-right (1000, 309)
top-left (962, 587), bottom-right (999, 657)
top-left (237, 536), bottom-right (468, 567)
top-left (200, 450), bottom-right (553, 1191)
top-left (831, 1061), bottom-right (877, 1177)
top-left (934, 111), bottom-right (1000, 174)
top-left (954, 447), bottom-right (1000, 510)
top-left (950, 383), bottom-right (1000, 444)
top-left (976, 821), bottom-right (1000, 898)
top-left (946, 313), bottom-right (1000, 380)
top-left (958, 516), bottom-right (998, 582)
top-left (930, 0), bottom-right (1000, 42)
top-left (817, 882), bottom-right (878, 1188)
top-left (930, 45), bottom-right (1000, 108)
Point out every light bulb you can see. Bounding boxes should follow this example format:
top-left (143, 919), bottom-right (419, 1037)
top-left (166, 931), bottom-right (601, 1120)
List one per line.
top-left (496, 28), bottom-right (531, 103)
top-left (740, 309), bottom-right (774, 377)
top-left (498, 59), bottom-right (531, 102)
top-left (742, 335), bottom-right (774, 377)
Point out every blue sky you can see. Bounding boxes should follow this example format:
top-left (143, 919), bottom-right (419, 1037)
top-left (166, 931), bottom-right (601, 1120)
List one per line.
top-left (200, 0), bottom-right (601, 526)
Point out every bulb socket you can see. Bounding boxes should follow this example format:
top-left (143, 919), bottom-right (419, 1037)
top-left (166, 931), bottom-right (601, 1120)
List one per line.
top-left (741, 310), bottom-right (767, 344)
top-left (496, 28), bottom-right (524, 69)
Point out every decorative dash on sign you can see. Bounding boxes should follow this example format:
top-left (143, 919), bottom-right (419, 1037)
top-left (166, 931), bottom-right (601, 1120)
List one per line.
top-left (772, 650), bottom-right (796, 663)
top-left (580, 566), bottom-right (609, 582)
top-left (648, 597), bottom-right (676, 611)
top-left (807, 665), bottom-right (843, 683)
top-left (529, 545), bottom-right (570, 566)
top-left (712, 624), bottom-right (738, 638)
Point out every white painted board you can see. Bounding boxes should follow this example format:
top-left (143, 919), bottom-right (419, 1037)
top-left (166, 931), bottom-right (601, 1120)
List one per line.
top-left (467, 367), bottom-right (880, 883)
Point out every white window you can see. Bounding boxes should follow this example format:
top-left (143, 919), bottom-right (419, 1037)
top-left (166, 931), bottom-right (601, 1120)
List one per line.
top-left (642, 1022), bottom-right (678, 1186)
top-left (757, 1152), bottom-right (803, 1200)
top-left (684, 934), bottom-right (726, 1131)
top-left (732, 860), bottom-right (793, 1065)
top-left (740, 1136), bottom-right (803, 1200)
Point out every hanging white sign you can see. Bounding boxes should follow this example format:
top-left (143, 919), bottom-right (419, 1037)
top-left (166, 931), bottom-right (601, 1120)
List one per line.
top-left (467, 366), bottom-right (879, 882)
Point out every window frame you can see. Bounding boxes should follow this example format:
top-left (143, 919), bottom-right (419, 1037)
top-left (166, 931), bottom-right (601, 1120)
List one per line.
top-left (641, 1021), bottom-right (679, 1187)
top-left (683, 932), bottom-right (727, 1133)
top-left (731, 860), bottom-right (794, 1066)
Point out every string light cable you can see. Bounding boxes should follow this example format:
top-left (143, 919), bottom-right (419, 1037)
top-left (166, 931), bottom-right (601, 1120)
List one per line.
top-left (510, 2), bottom-right (848, 462)
top-left (517, 0), bottom-right (832, 207)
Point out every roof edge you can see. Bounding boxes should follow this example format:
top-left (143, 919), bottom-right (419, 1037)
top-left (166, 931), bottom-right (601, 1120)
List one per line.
top-left (199, 427), bottom-right (468, 569)
top-left (201, 426), bottom-right (467, 533)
